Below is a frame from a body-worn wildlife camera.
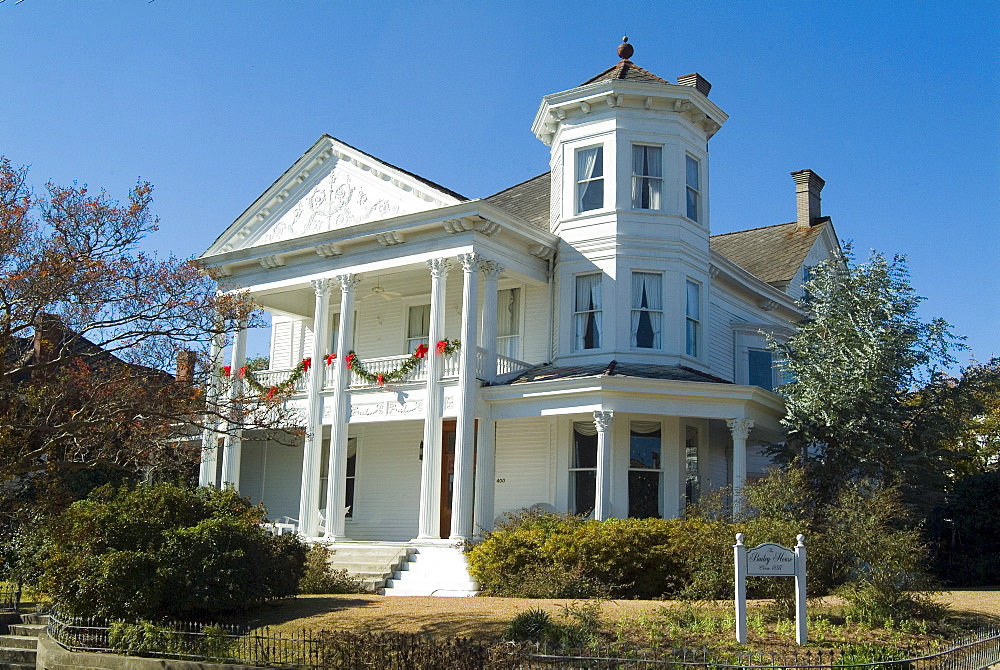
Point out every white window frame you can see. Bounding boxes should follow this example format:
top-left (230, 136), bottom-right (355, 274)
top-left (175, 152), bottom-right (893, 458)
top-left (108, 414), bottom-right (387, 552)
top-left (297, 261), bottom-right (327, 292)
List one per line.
top-left (631, 144), bottom-right (663, 210)
top-left (402, 298), bottom-right (432, 354)
top-left (496, 284), bottom-right (524, 360)
top-left (573, 273), bottom-right (603, 351)
top-left (630, 271), bottom-right (663, 349)
top-left (570, 421), bottom-right (598, 516)
top-left (685, 279), bottom-right (702, 358)
top-left (732, 322), bottom-right (790, 390)
top-left (576, 145), bottom-right (605, 214)
top-left (685, 154), bottom-right (701, 222)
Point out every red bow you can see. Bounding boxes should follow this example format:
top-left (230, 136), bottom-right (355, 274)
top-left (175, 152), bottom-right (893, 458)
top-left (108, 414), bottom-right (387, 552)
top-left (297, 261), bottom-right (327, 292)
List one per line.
top-left (325, 353), bottom-right (337, 365)
top-left (302, 357), bottom-right (312, 372)
top-left (376, 373), bottom-right (385, 387)
top-left (414, 343), bottom-right (428, 359)
top-left (346, 353), bottom-right (356, 370)
top-left (436, 340), bottom-right (448, 354)
top-left (238, 365), bottom-right (247, 377)
top-left (266, 386), bottom-right (278, 399)
top-left (222, 366), bottom-right (231, 377)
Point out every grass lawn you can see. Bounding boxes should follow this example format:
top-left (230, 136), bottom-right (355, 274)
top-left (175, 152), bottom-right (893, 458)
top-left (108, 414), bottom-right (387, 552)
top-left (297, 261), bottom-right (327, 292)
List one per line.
top-left (246, 588), bottom-right (1000, 652)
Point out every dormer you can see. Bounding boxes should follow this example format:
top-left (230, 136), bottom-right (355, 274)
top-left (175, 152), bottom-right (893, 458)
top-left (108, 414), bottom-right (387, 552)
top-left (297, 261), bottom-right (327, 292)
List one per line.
top-left (531, 38), bottom-right (728, 239)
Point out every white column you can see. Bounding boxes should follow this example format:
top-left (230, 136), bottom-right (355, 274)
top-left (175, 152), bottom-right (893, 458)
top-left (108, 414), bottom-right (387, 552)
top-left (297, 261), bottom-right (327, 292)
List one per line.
top-left (479, 261), bottom-right (503, 382)
top-left (727, 418), bottom-right (754, 517)
top-left (472, 409), bottom-right (496, 537)
top-left (220, 322), bottom-right (248, 488)
top-left (416, 258), bottom-right (450, 540)
top-left (199, 324), bottom-right (226, 488)
top-left (297, 279), bottom-right (333, 537)
top-left (593, 410), bottom-right (614, 521)
top-left (660, 417), bottom-right (684, 518)
top-left (450, 253), bottom-right (482, 540)
top-left (325, 273), bottom-right (359, 540)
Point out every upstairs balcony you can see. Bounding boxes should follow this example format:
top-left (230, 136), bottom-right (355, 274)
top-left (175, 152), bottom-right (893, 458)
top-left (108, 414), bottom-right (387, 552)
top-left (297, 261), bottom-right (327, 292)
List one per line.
top-left (246, 347), bottom-right (531, 395)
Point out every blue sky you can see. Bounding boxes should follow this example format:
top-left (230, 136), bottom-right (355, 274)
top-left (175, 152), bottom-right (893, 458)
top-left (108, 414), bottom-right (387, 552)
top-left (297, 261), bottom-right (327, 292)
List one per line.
top-left (2, 1), bottom-right (997, 366)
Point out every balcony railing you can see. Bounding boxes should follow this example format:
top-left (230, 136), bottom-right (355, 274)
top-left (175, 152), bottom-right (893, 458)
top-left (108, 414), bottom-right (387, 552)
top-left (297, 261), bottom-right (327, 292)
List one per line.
top-left (251, 348), bottom-right (531, 392)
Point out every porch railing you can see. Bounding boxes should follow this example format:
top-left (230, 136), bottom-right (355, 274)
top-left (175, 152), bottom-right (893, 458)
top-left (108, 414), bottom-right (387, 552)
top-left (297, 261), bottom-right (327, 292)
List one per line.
top-left (252, 368), bottom-right (307, 392)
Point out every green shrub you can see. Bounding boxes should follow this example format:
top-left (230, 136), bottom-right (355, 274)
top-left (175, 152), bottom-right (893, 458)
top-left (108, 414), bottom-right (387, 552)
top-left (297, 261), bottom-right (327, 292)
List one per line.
top-left (298, 545), bottom-right (368, 594)
top-left (40, 483), bottom-right (307, 621)
top-left (503, 608), bottom-right (554, 642)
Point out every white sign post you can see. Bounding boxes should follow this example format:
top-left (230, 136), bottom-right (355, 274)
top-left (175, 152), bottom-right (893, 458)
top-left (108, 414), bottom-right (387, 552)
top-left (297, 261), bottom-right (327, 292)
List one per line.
top-left (734, 533), bottom-right (807, 645)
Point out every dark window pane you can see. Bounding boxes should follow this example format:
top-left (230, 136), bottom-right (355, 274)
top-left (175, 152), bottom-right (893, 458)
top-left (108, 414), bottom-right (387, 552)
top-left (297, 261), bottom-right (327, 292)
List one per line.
top-left (629, 471), bottom-right (661, 518)
top-left (748, 349), bottom-right (773, 391)
top-left (573, 470), bottom-right (596, 516)
top-left (629, 432), bottom-right (661, 469)
top-left (580, 179), bottom-right (604, 212)
top-left (345, 478), bottom-right (355, 517)
top-left (573, 429), bottom-right (598, 468)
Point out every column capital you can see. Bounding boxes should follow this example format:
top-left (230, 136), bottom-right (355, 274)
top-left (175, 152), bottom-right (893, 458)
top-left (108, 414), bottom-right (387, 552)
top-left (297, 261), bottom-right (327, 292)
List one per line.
top-left (727, 418), bottom-right (755, 441)
top-left (334, 273), bottom-right (362, 292)
top-left (457, 252), bottom-right (485, 273)
top-left (426, 257), bottom-right (452, 278)
top-left (310, 278), bottom-right (335, 297)
top-left (593, 410), bottom-right (614, 432)
top-left (481, 260), bottom-right (505, 280)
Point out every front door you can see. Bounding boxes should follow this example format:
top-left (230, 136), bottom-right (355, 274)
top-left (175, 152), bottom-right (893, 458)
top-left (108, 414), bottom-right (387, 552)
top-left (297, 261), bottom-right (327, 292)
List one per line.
top-left (439, 420), bottom-right (477, 539)
top-left (440, 421), bottom-right (457, 538)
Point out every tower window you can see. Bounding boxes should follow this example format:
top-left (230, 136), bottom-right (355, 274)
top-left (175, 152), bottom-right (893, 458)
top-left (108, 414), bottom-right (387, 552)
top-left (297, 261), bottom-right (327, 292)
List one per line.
top-left (574, 274), bottom-right (602, 350)
top-left (685, 279), bottom-right (701, 357)
top-left (631, 272), bottom-right (662, 348)
top-left (576, 146), bottom-right (604, 213)
top-left (686, 155), bottom-right (701, 222)
top-left (631, 145), bottom-right (662, 210)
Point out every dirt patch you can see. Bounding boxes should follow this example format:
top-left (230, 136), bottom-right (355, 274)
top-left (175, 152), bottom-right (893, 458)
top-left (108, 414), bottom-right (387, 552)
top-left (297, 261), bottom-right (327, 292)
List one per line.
top-left (249, 590), bottom-right (1000, 640)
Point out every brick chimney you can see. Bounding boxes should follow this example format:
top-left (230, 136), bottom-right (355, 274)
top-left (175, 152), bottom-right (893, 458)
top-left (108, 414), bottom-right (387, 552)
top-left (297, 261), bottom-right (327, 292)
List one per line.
top-left (175, 350), bottom-right (197, 385)
top-left (677, 73), bottom-right (712, 97)
top-left (33, 313), bottom-right (61, 366)
top-left (791, 169), bottom-right (825, 229)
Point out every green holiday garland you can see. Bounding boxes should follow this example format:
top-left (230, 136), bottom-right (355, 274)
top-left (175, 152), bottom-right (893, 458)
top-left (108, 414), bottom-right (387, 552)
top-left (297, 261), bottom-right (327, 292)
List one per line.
top-left (221, 338), bottom-right (461, 397)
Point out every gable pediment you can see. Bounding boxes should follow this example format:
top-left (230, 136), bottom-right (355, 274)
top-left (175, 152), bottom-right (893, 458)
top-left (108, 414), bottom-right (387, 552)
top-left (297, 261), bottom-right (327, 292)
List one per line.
top-left (204, 136), bottom-right (465, 255)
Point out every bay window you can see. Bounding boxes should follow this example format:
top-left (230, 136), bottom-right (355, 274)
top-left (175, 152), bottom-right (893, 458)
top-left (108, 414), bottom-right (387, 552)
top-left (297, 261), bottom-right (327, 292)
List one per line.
top-left (576, 146), bottom-right (604, 213)
top-left (631, 272), bottom-right (662, 349)
top-left (574, 274), bottom-right (602, 350)
top-left (570, 422), bottom-right (598, 516)
top-left (686, 154), bottom-right (701, 222)
top-left (685, 279), bottom-right (701, 357)
top-left (628, 422), bottom-right (662, 518)
top-left (631, 145), bottom-right (662, 210)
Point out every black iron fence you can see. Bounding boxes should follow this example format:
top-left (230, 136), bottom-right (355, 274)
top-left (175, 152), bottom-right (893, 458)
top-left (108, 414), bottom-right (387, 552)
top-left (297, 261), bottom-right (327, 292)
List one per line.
top-left (46, 611), bottom-right (1000, 670)
top-left (0, 586), bottom-right (20, 612)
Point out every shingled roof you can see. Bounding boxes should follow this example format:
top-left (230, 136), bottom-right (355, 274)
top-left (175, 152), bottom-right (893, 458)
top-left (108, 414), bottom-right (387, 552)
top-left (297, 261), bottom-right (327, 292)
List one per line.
top-left (581, 59), bottom-right (672, 86)
top-left (507, 360), bottom-right (731, 385)
top-left (710, 221), bottom-right (829, 287)
top-left (485, 172), bottom-right (550, 231)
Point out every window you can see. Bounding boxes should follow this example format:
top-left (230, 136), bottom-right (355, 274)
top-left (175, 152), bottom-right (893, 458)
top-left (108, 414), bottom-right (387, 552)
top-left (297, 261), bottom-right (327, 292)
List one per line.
top-left (570, 422), bottom-right (598, 516)
top-left (685, 280), bottom-right (701, 357)
top-left (629, 422), bottom-right (662, 518)
top-left (574, 274), bottom-right (602, 350)
top-left (685, 154), bottom-right (700, 222)
top-left (748, 349), bottom-right (774, 391)
top-left (319, 437), bottom-right (357, 518)
top-left (632, 145), bottom-right (662, 209)
top-left (685, 426), bottom-right (700, 506)
top-left (631, 272), bottom-right (662, 348)
top-left (496, 287), bottom-right (521, 359)
top-left (576, 146), bottom-right (604, 212)
top-left (329, 312), bottom-right (340, 352)
top-left (407, 304), bottom-right (430, 353)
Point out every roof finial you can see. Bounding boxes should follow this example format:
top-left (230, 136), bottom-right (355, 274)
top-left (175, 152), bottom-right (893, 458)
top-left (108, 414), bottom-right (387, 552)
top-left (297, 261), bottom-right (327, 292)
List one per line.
top-left (618, 35), bottom-right (634, 60)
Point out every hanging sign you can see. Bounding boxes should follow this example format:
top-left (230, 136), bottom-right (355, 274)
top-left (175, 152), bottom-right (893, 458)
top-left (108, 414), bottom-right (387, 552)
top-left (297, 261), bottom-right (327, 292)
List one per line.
top-left (734, 533), bottom-right (807, 646)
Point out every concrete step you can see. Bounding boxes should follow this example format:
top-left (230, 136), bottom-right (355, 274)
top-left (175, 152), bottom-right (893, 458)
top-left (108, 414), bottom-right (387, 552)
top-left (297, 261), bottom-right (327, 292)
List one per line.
top-left (7, 625), bottom-right (44, 638)
top-left (0, 637), bottom-right (36, 650)
top-left (0, 662), bottom-right (35, 670)
top-left (0, 648), bottom-right (35, 664)
top-left (324, 545), bottom-right (415, 591)
top-left (382, 546), bottom-right (479, 597)
top-left (18, 614), bottom-right (48, 626)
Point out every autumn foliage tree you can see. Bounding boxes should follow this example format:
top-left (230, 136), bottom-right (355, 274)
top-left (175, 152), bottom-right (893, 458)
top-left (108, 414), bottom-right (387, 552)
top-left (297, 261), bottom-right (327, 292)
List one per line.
top-left (0, 157), bottom-right (294, 584)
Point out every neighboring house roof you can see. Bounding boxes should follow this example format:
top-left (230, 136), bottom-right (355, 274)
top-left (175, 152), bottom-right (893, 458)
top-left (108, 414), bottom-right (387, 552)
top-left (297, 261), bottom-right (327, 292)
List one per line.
top-left (484, 172), bottom-right (550, 231)
top-left (508, 360), bottom-right (732, 385)
top-left (709, 220), bottom-right (829, 288)
top-left (581, 59), bottom-right (672, 86)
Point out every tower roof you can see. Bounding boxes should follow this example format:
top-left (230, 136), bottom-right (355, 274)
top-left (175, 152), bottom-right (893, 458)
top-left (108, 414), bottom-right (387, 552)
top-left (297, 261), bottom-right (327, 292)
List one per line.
top-left (580, 37), bottom-right (671, 86)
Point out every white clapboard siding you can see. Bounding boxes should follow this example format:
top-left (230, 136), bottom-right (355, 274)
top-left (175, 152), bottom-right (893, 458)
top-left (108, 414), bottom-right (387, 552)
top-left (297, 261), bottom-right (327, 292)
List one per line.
top-left (238, 435), bottom-right (304, 522)
top-left (521, 284), bottom-right (550, 364)
top-left (703, 422), bottom-right (731, 492)
top-left (494, 418), bottom-right (554, 517)
top-left (346, 421), bottom-right (423, 541)
top-left (270, 317), bottom-right (293, 369)
top-left (707, 293), bottom-right (735, 382)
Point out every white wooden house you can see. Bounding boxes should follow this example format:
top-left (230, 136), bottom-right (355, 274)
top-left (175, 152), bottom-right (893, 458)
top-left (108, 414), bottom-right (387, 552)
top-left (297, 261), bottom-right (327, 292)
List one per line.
top-left (196, 40), bottom-right (839, 595)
